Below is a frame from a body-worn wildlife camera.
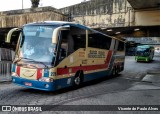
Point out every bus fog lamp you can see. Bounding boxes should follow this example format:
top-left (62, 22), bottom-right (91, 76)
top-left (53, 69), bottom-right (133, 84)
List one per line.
top-left (45, 84), bottom-right (49, 88)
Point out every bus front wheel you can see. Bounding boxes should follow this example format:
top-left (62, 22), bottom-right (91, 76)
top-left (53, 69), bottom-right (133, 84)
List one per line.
top-left (73, 70), bottom-right (84, 86)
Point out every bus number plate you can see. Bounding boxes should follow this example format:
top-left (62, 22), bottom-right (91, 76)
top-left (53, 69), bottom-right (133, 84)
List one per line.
top-left (25, 82), bottom-right (32, 86)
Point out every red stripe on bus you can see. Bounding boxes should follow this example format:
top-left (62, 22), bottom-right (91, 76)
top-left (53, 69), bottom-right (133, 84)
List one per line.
top-left (16, 66), bottom-right (20, 76)
top-left (105, 50), bottom-right (112, 64)
top-left (57, 50), bottom-right (113, 75)
top-left (57, 64), bottom-right (108, 75)
top-left (37, 69), bottom-right (42, 79)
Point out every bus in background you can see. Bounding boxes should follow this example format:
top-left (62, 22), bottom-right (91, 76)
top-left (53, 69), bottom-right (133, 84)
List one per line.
top-left (135, 45), bottom-right (154, 62)
top-left (125, 41), bottom-right (141, 56)
top-left (6, 21), bottom-right (126, 91)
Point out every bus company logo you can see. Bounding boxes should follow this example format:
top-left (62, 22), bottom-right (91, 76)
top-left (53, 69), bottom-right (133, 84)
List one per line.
top-left (23, 70), bottom-right (36, 77)
top-left (2, 106), bottom-right (11, 111)
top-left (79, 52), bottom-right (85, 57)
top-left (25, 70), bottom-right (32, 73)
top-left (88, 50), bottom-right (105, 58)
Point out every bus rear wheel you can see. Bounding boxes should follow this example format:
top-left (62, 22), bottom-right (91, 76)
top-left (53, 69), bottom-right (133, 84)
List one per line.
top-left (111, 66), bottom-right (119, 76)
top-left (73, 70), bottom-right (84, 86)
top-left (115, 66), bottom-right (119, 75)
top-left (111, 67), bottom-right (116, 76)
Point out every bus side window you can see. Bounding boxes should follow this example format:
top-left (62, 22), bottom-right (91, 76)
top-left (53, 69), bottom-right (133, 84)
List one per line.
top-left (73, 34), bottom-right (86, 50)
top-left (117, 41), bottom-right (125, 51)
top-left (67, 33), bottom-right (74, 55)
top-left (60, 43), bottom-right (67, 59)
top-left (59, 31), bottom-right (68, 60)
top-left (88, 31), bottom-right (111, 50)
top-left (70, 27), bottom-right (86, 51)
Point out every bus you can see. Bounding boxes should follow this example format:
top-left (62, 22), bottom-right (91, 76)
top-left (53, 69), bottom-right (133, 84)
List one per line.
top-left (135, 45), bottom-right (154, 62)
top-left (6, 21), bottom-right (126, 91)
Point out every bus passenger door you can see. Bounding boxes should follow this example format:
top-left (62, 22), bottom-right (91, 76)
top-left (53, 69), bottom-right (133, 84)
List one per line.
top-left (55, 30), bottom-right (70, 65)
top-left (58, 30), bottom-right (71, 61)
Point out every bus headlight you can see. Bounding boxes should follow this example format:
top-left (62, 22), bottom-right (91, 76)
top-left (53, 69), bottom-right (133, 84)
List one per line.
top-left (13, 78), bottom-right (16, 82)
top-left (12, 72), bottom-right (19, 77)
top-left (39, 77), bottom-right (54, 82)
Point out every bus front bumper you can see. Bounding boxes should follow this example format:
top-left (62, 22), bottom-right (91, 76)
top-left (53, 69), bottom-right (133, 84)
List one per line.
top-left (135, 56), bottom-right (149, 61)
top-left (12, 76), bottom-right (56, 91)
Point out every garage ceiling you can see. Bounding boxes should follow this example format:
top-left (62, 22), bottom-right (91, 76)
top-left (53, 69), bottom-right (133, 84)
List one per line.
top-left (127, 0), bottom-right (160, 9)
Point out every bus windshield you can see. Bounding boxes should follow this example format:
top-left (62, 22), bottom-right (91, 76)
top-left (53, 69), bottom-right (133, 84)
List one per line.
top-left (137, 47), bottom-right (149, 52)
top-left (136, 47), bottom-right (150, 56)
top-left (17, 25), bottom-right (57, 68)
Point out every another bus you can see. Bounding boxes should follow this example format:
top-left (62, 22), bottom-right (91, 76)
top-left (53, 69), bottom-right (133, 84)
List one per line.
top-left (6, 21), bottom-right (125, 91)
top-left (135, 45), bottom-right (154, 62)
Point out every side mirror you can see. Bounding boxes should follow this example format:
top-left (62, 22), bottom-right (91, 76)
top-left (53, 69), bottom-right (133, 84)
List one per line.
top-left (52, 26), bottom-right (70, 44)
top-left (6, 28), bottom-right (21, 43)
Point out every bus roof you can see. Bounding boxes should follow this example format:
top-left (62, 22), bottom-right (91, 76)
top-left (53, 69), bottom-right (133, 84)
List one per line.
top-left (24, 21), bottom-right (126, 43)
top-left (25, 21), bottom-right (91, 30)
top-left (137, 45), bottom-right (154, 48)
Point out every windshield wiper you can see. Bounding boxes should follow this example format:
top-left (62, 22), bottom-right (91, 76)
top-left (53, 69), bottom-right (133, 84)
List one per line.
top-left (13, 57), bottom-right (48, 68)
top-left (13, 57), bottom-right (34, 63)
top-left (33, 61), bottom-right (49, 69)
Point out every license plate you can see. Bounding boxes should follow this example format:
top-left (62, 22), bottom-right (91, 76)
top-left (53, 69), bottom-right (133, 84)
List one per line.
top-left (25, 82), bottom-right (32, 86)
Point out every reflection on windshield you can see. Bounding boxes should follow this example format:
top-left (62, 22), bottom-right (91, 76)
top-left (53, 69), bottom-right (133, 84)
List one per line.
top-left (137, 48), bottom-right (149, 52)
top-left (14, 57), bottom-right (49, 68)
top-left (17, 25), bottom-right (57, 68)
top-left (136, 47), bottom-right (150, 56)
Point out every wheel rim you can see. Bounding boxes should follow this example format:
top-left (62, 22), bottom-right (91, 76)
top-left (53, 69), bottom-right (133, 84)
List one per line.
top-left (112, 68), bottom-right (115, 76)
top-left (74, 76), bottom-right (81, 85)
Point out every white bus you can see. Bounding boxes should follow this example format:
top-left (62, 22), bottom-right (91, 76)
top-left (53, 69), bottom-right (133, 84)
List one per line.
top-left (7, 21), bottom-right (126, 91)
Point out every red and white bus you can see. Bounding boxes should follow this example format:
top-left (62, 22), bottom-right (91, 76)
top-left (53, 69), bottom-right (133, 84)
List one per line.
top-left (7, 21), bottom-right (125, 91)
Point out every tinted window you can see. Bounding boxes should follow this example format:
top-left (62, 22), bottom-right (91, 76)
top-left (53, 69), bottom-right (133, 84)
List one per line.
top-left (88, 31), bottom-right (111, 50)
top-left (73, 34), bottom-right (86, 50)
top-left (117, 41), bottom-right (125, 51)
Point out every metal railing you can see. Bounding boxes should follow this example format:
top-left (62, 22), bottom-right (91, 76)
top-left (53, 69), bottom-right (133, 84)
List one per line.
top-left (0, 48), bottom-right (15, 61)
top-left (0, 61), bottom-right (12, 76)
top-left (0, 48), bottom-right (15, 81)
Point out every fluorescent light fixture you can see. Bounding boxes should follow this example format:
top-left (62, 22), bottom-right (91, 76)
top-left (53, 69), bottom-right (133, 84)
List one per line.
top-left (107, 29), bottom-right (112, 32)
top-left (134, 28), bottom-right (140, 31)
top-left (115, 32), bottom-right (121, 34)
top-left (101, 28), bottom-right (106, 30)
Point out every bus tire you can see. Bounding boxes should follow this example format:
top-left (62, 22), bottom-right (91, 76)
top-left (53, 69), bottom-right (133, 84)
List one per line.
top-left (111, 67), bottom-right (116, 76)
top-left (115, 66), bottom-right (119, 75)
top-left (73, 70), bottom-right (84, 86)
top-left (117, 66), bottom-right (120, 74)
